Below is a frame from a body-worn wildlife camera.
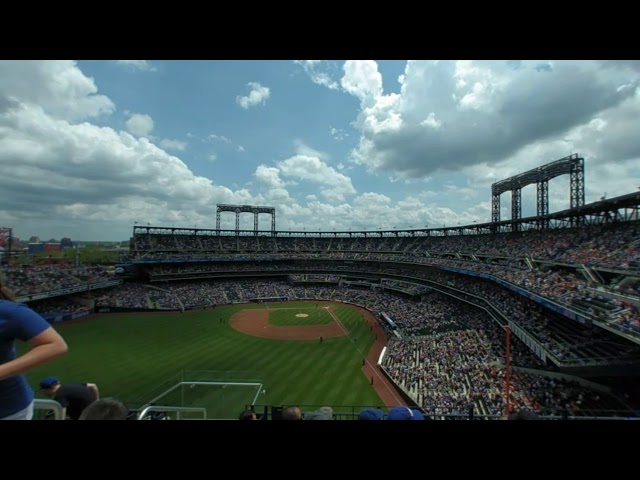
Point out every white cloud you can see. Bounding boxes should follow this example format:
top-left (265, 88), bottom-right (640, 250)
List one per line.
top-left (341, 60), bottom-right (383, 105)
top-left (294, 60), bottom-right (340, 90)
top-left (0, 98), bottom-right (259, 239)
top-left (236, 82), bottom-right (270, 109)
top-left (255, 165), bottom-right (286, 189)
top-left (330, 126), bottom-right (348, 141)
top-left (159, 139), bottom-right (187, 151)
top-left (420, 112), bottom-right (442, 129)
top-left (113, 60), bottom-right (157, 72)
top-left (237, 145), bottom-right (245, 152)
top-left (0, 60), bottom-right (114, 121)
top-left (278, 154), bottom-right (356, 202)
top-left (343, 60), bottom-right (639, 181)
top-left (3, 59), bottom-right (638, 241)
top-left (294, 139), bottom-right (329, 160)
top-left (125, 113), bottom-right (154, 138)
top-left (209, 133), bottom-right (232, 144)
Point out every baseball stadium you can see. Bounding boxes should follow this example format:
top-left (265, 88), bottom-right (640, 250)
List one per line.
top-left (3, 155), bottom-right (640, 420)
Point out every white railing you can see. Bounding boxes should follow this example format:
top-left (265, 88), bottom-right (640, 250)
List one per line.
top-left (136, 405), bottom-right (207, 420)
top-left (34, 399), bottom-right (65, 420)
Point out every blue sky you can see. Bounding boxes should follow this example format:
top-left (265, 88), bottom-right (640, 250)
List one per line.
top-left (0, 60), bottom-right (639, 240)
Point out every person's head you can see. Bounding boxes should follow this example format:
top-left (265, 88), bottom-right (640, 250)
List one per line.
top-left (239, 409), bottom-right (258, 420)
top-left (358, 408), bottom-right (384, 420)
top-left (79, 398), bottom-right (129, 420)
top-left (39, 376), bottom-right (61, 397)
top-left (282, 406), bottom-right (303, 420)
top-left (0, 272), bottom-right (16, 301)
top-left (386, 406), bottom-right (425, 420)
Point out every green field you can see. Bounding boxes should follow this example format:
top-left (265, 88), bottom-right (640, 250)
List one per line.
top-left (20, 301), bottom-right (383, 419)
top-left (268, 306), bottom-right (333, 326)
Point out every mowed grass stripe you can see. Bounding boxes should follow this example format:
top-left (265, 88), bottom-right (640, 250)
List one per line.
top-left (20, 302), bottom-right (384, 416)
top-left (267, 343), bottom-right (320, 403)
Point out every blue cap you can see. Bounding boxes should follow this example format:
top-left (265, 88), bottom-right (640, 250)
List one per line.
top-left (39, 376), bottom-right (59, 389)
top-left (386, 406), bottom-right (425, 420)
top-left (358, 408), bottom-right (384, 420)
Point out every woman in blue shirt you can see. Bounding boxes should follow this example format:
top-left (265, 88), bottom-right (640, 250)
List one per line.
top-left (0, 274), bottom-right (68, 420)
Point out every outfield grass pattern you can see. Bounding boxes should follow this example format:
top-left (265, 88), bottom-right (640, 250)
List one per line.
top-left (20, 302), bottom-right (383, 419)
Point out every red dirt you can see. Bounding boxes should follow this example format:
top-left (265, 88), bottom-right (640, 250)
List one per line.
top-left (330, 306), bottom-right (407, 408)
top-left (229, 308), bottom-right (346, 340)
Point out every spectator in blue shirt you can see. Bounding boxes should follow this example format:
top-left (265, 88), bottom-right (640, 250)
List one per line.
top-left (0, 274), bottom-right (68, 420)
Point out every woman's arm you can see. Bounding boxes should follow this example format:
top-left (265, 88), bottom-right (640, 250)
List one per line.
top-left (0, 327), bottom-right (68, 381)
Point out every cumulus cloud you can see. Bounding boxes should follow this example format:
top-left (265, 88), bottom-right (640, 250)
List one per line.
top-left (4, 60), bottom-right (637, 240)
top-left (255, 165), bottom-right (286, 189)
top-left (236, 82), bottom-right (270, 109)
top-left (278, 155), bottom-right (356, 202)
top-left (342, 60), bottom-right (639, 182)
top-left (125, 113), bottom-right (154, 138)
top-left (0, 61), bottom-right (262, 240)
top-left (0, 60), bottom-right (114, 121)
top-left (294, 60), bottom-right (340, 90)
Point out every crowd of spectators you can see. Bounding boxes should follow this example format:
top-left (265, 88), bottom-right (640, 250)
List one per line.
top-left (130, 222), bottom-right (640, 272)
top-left (0, 265), bottom-right (114, 297)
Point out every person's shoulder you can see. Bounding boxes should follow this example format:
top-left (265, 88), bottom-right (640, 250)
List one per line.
top-left (0, 299), bottom-right (19, 313)
top-left (0, 300), bottom-right (37, 315)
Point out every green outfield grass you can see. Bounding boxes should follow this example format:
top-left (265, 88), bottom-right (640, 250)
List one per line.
top-left (267, 307), bottom-right (333, 326)
top-left (19, 301), bottom-right (383, 419)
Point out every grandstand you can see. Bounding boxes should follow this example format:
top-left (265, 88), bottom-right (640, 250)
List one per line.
top-left (7, 156), bottom-right (640, 419)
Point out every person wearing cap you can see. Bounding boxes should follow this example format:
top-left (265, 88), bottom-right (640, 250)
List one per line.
top-left (385, 406), bottom-right (425, 420)
top-left (39, 377), bottom-right (99, 420)
top-left (358, 407), bottom-right (384, 420)
top-left (0, 274), bottom-right (68, 420)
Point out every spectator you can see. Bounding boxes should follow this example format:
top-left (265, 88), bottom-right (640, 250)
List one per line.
top-left (0, 274), bottom-right (68, 420)
top-left (239, 408), bottom-right (258, 420)
top-left (79, 398), bottom-right (129, 420)
top-left (282, 406), bottom-right (303, 420)
top-left (304, 406), bottom-right (334, 420)
top-left (386, 406), bottom-right (425, 420)
top-left (39, 377), bottom-right (98, 420)
top-left (358, 407), bottom-right (384, 420)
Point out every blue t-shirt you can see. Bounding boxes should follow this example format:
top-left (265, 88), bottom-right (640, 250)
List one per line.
top-left (0, 300), bottom-right (52, 418)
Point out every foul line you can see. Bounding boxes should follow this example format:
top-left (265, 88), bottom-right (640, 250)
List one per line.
top-left (325, 308), bottom-right (404, 406)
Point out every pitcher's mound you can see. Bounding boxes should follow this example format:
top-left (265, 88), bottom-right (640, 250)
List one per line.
top-left (295, 313), bottom-right (309, 318)
top-left (230, 309), bottom-right (345, 340)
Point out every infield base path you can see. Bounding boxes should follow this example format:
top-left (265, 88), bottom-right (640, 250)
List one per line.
top-left (229, 308), bottom-right (345, 340)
